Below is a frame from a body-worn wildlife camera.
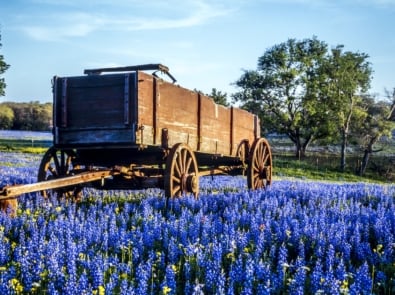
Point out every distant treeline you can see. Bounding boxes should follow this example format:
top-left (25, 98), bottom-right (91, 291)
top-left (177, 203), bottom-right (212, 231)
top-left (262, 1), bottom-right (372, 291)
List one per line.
top-left (0, 101), bottom-right (52, 131)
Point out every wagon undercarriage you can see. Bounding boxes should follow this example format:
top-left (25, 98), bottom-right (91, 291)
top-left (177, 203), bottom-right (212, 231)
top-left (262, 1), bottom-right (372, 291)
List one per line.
top-left (1, 137), bottom-right (272, 201)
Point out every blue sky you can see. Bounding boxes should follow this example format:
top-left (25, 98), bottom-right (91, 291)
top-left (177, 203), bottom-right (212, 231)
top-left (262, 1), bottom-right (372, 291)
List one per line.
top-left (0, 0), bottom-right (394, 103)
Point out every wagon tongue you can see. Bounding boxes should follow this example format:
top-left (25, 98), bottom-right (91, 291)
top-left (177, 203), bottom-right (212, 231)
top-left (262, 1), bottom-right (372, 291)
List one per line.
top-left (0, 185), bottom-right (19, 201)
top-left (0, 169), bottom-right (117, 200)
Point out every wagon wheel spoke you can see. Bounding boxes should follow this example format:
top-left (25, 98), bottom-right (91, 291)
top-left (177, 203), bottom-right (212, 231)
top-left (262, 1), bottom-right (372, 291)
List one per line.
top-left (53, 151), bottom-right (61, 175)
top-left (177, 152), bottom-right (183, 175)
top-left (165, 143), bottom-right (199, 199)
top-left (185, 157), bottom-right (193, 174)
top-left (171, 175), bottom-right (181, 184)
top-left (262, 153), bottom-right (271, 167)
top-left (255, 145), bottom-right (266, 167)
top-left (172, 185), bottom-right (181, 197)
top-left (182, 149), bottom-right (187, 172)
top-left (247, 138), bottom-right (273, 190)
top-left (174, 158), bottom-right (182, 178)
top-left (47, 164), bottom-right (58, 178)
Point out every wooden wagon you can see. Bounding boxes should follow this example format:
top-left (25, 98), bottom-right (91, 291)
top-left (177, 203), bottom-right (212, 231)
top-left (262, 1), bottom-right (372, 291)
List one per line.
top-left (1, 64), bottom-right (272, 205)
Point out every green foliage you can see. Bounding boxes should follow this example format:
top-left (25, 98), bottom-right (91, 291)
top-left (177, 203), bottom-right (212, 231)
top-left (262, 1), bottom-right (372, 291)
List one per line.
top-left (1, 101), bottom-right (52, 131)
top-left (0, 30), bottom-right (10, 97)
top-left (0, 104), bottom-right (14, 129)
top-left (208, 88), bottom-right (229, 107)
top-left (351, 91), bottom-right (395, 175)
top-left (319, 46), bottom-right (373, 171)
top-left (232, 37), bottom-right (331, 157)
top-left (354, 94), bottom-right (395, 143)
top-left (232, 37), bottom-right (373, 163)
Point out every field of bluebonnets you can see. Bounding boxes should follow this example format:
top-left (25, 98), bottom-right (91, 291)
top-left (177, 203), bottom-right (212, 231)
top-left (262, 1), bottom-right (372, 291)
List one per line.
top-left (1, 147), bottom-right (395, 294)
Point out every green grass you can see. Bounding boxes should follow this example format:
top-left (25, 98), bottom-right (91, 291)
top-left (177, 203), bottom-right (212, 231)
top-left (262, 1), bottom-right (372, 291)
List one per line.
top-left (0, 138), bottom-right (51, 153)
top-left (273, 156), bottom-right (390, 184)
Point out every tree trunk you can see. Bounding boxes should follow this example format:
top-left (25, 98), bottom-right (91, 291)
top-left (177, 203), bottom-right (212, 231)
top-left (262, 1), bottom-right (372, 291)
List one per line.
top-left (359, 150), bottom-right (371, 176)
top-left (295, 140), bottom-right (306, 159)
top-left (340, 104), bottom-right (353, 172)
top-left (340, 129), bottom-right (347, 172)
top-left (359, 136), bottom-right (378, 176)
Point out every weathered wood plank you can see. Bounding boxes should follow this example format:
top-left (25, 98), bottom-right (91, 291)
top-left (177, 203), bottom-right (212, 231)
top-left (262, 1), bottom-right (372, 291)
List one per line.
top-left (149, 78), bottom-right (199, 149)
top-left (199, 95), bottom-right (231, 155)
top-left (54, 74), bottom-right (137, 146)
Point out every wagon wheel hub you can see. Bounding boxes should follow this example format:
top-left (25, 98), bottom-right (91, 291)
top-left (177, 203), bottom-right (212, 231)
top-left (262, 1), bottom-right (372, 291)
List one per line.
top-left (180, 173), bottom-right (198, 194)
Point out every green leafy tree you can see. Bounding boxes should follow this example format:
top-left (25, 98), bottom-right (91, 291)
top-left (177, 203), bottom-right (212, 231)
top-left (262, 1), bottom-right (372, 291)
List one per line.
top-left (0, 103), bottom-right (14, 129)
top-left (321, 46), bottom-right (372, 172)
top-left (5, 101), bottom-right (52, 131)
top-left (353, 90), bottom-right (395, 175)
top-left (232, 37), bottom-right (330, 157)
top-left (209, 88), bottom-right (229, 107)
top-left (0, 30), bottom-right (10, 97)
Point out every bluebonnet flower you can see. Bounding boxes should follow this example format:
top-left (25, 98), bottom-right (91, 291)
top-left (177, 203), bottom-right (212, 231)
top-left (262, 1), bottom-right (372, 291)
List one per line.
top-left (1, 152), bottom-right (395, 295)
top-left (349, 262), bottom-right (372, 295)
top-left (77, 270), bottom-right (90, 294)
top-left (325, 244), bottom-right (335, 272)
top-left (135, 260), bottom-right (151, 295)
top-left (288, 253), bottom-right (307, 294)
top-left (119, 279), bottom-right (130, 295)
top-left (192, 279), bottom-right (205, 295)
top-left (241, 255), bottom-right (254, 295)
top-left (104, 272), bottom-right (118, 295)
top-left (90, 255), bottom-right (104, 290)
top-left (0, 232), bottom-right (10, 265)
top-left (216, 269), bottom-right (226, 295)
top-left (288, 266), bottom-right (306, 295)
top-left (229, 254), bottom-right (244, 287)
top-left (276, 243), bottom-right (288, 289)
top-left (334, 258), bottom-right (347, 282)
top-left (203, 260), bottom-right (218, 293)
top-left (310, 259), bottom-right (323, 293)
top-left (183, 261), bottom-right (193, 294)
top-left (160, 264), bottom-right (177, 295)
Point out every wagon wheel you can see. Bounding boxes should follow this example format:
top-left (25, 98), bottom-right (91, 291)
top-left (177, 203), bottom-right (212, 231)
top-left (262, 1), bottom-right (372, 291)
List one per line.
top-left (164, 143), bottom-right (199, 198)
top-left (247, 138), bottom-right (272, 190)
top-left (236, 139), bottom-right (250, 166)
top-left (37, 147), bottom-right (82, 200)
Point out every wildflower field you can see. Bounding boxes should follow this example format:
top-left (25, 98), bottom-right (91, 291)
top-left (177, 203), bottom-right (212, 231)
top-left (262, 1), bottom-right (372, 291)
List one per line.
top-left (0, 151), bottom-right (394, 294)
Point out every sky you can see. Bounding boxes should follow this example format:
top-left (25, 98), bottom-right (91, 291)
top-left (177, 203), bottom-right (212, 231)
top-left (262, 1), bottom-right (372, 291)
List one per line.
top-left (0, 0), bottom-right (394, 103)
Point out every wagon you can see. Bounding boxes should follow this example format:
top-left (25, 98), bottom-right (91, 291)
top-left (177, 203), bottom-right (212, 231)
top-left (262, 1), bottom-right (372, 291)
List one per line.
top-left (0, 64), bottom-right (272, 206)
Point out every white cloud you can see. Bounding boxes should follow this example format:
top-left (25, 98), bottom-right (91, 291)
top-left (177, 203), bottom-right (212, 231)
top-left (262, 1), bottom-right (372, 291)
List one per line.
top-left (21, 22), bottom-right (98, 42)
top-left (17, 0), bottom-right (234, 42)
